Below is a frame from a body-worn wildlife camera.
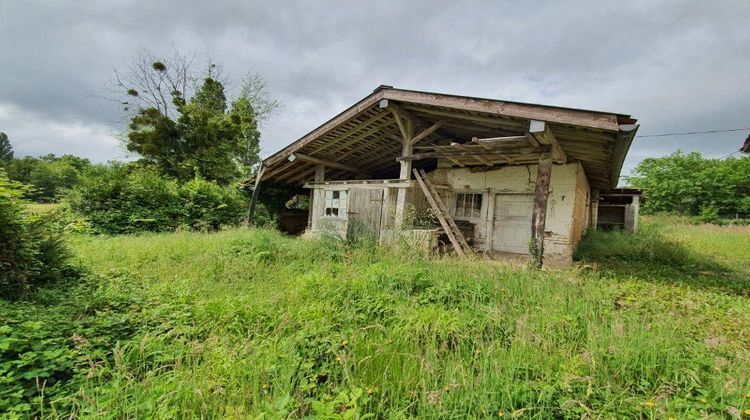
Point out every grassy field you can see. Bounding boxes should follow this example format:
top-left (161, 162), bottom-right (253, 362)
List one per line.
top-left (3, 217), bottom-right (750, 418)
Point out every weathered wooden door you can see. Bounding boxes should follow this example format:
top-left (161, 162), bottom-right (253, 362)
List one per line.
top-left (347, 188), bottom-right (384, 241)
top-left (492, 194), bottom-right (533, 254)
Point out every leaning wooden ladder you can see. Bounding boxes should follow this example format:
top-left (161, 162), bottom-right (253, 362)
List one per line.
top-left (412, 169), bottom-right (472, 258)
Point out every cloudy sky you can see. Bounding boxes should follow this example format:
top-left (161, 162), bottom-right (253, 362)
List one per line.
top-left (1, 0), bottom-right (749, 176)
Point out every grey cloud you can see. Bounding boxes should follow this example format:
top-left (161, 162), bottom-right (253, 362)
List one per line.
top-left (1, 0), bottom-right (748, 175)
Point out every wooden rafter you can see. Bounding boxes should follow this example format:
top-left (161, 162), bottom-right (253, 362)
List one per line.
top-left (409, 120), bottom-right (444, 146)
top-left (289, 153), bottom-right (369, 176)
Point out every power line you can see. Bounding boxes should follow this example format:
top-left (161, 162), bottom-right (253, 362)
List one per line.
top-left (636, 127), bottom-right (750, 138)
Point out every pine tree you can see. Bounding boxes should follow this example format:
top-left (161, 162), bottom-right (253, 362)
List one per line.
top-left (0, 132), bottom-right (13, 164)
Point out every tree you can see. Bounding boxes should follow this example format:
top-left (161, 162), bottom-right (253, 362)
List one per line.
top-left (6, 154), bottom-right (91, 202)
top-left (111, 50), bottom-right (276, 183)
top-left (126, 76), bottom-right (261, 184)
top-left (0, 132), bottom-right (13, 164)
top-left (628, 151), bottom-right (750, 217)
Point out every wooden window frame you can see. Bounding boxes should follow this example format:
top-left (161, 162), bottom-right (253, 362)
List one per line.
top-left (454, 192), bottom-right (484, 219)
top-left (323, 189), bottom-right (348, 219)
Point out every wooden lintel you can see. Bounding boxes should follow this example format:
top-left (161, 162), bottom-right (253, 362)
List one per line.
top-left (290, 152), bottom-right (369, 176)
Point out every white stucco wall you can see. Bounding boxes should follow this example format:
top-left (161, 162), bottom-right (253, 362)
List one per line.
top-left (428, 161), bottom-right (589, 265)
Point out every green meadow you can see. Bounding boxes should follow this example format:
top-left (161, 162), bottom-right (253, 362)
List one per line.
top-left (3, 217), bottom-right (749, 418)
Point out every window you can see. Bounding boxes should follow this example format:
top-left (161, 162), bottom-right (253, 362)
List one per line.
top-left (455, 193), bottom-right (482, 218)
top-left (324, 190), bottom-right (348, 218)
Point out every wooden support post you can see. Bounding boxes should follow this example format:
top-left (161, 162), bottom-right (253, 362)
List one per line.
top-left (394, 119), bottom-right (413, 228)
top-left (631, 195), bottom-right (640, 233)
top-left (246, 165), bottom-right (266, 225)
top-left (310, 165), bottom-right (325, 230)
top-left (307, 189), bottom-right (314, 229)
top-left (380, 187), bottom-right (391, 233)
top-left (530, 157), bottom-right (552, 268)
top-left (589, 189), bottom-right (599, 230)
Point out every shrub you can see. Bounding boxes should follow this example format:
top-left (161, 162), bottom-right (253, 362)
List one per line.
top-left (0, 172), bottom-right (76, 300)
top-left (575, 223), bottom-right (690, 267)
top-left (0, 303), bottom-right (80, 416)
top-left (178, 176), bottom-right (247, 231)
top-left (66, 164), bottom-right (247, 234)
top-left (628, 152), bottom-right (750, 218)
top-left (67, 164), bottom-right (183, 234)
top-left (6, 155), bottom-right (90, 202)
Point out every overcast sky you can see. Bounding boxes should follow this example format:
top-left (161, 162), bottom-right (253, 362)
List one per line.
top-left (1, 0), bottom-right (749, 176)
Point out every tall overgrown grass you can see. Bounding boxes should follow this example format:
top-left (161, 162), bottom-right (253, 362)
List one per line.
top-left (3, 219), bottom-right (746, 418)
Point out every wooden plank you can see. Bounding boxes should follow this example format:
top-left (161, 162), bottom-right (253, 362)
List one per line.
top-left (290, 152), bottom-right (369, 175)
top-left (530, 157), bottom-right (552, 268)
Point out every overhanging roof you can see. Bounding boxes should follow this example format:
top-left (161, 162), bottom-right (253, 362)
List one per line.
top-left (260, 86), bottom-right (638, 189)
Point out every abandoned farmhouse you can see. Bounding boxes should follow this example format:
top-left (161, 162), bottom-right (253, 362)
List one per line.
top-left (250, 86), bottom-right (640, 266)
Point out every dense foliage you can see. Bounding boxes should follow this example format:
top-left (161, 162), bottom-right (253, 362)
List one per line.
top-left (4, 219), bottom-right (749, 417)
top-left (126, 74), bottom-right (260, 184)
top-left (0, 172), bottom-right (77, 300)
top-left (66, 163), bottom-right (247, 234)
top-left (628, 152), bottom-right (750, 219)
top-left (5, 154), bottom-right (91, 202)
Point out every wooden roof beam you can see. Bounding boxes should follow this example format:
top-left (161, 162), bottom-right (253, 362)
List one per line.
top-left (289, 153), bottom-right (370, 176)
top-left (397, 146), bottom-right (550, 161)
top-left (380, 99), bottom-right (414, 143)
top-left (409, 120), bottom-right (444, 146)
top-left (529, 120), bottom-right (567, 163)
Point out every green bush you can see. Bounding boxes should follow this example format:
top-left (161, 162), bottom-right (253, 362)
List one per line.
top-left (178, 176), bottom-right (247, 231)
top-left (0, 172), bottom-right (77, 300)
top-left (628, 152), bottom-right (750, 218)
top-left (575, 223), bottom-right (691, 268)
top-left (66, 164), bottom-right (247, 234)
top-left (0, 303), bottom-right (80, 416)
top-left (6, 155), bottom-right (90, 202)
top-left (66, 164), bottom-right (182, 234)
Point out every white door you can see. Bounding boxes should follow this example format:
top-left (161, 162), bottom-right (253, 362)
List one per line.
top-left (492, 194), bottom-right (533, 254)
